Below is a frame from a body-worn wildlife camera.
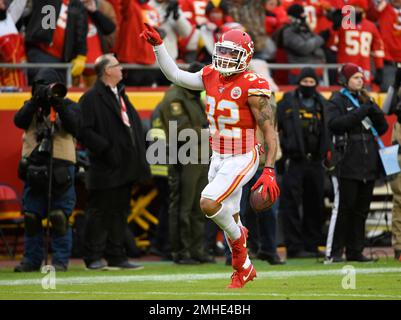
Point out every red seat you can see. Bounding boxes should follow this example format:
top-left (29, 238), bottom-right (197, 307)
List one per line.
top-left (0, 184), bottom-right (24, 258)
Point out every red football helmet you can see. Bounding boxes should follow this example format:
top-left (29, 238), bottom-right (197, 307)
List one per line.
top-left (212, 29), bottom-right (254, 76)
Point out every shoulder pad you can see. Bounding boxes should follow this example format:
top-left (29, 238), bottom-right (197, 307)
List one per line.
top-left (201, 64), bottom-right (215, 77)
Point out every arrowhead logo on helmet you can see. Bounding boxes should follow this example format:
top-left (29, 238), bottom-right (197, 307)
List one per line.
top-left (212, 29), bottom-right (254, 76)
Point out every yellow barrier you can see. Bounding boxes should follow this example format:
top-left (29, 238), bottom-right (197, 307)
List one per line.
top-left (0, 92), bottom-right (166, 111)
top-left (0, 91), bottom-right (387, 112)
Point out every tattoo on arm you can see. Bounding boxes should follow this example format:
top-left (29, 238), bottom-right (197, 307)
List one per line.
top-left (257, 97), bottom-right (275, 128)
top-left (253, 96), bottom-right (278, 166)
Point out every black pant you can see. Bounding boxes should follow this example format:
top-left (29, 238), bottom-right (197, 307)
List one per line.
top-left (150, 177), bottom-right (171, 256)
top-left (331, 178), bottom-right (375, 258)
top-left (168, 164), bottom-right (208, 261)
top-left (280, 159), bottom-right (325, 254)
top-left (83, 183), bottom-right (132, 265)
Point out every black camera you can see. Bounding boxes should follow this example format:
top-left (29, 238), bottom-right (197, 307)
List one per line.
top-left (35, 82), bottom-right (67, 101)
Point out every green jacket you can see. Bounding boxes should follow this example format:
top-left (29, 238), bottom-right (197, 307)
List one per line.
top-left (158, 85), bottom-right (210, 163)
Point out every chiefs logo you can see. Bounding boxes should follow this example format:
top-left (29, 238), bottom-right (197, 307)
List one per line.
top-left (231, 87), bottom-right (242, 99)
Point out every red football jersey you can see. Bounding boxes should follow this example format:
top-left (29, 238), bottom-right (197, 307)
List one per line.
top-left (201, 65), bottom-right (271, 154)
top-left (179, 0), bottom-right (208, 26)
top-left (335, 19), bottom-right (384, 81)
top-left (369, 2), bottom-right (401, 62)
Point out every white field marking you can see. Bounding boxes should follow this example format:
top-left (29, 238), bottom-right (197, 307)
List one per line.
top-left (0, 267), bottom-right (400, 287)
top-left (3, 291), bottom-right (401, 299)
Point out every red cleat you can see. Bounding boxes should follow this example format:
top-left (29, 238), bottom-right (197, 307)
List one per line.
top-left (228, 226), bottom-right (249, 270)
top-left (227, 264), bottom-right (257, 289)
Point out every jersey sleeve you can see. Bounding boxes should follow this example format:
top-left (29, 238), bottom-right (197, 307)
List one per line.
top-left (247, 76), bottom-right (272, 98)
top-left (200, 64), bottom-right (215, 88)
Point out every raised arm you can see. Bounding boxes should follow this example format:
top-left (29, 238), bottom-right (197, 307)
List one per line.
top-left (8, 0), bottom-right (27, 24)
top-left (140, 24), bottom-right (205, 91)
top-left (249, 95), bottom-right (280, 202)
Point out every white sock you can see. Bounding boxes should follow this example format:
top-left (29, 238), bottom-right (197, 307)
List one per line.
top-left (208, 203), bottom-right (241, 241)
top-left (236, 216), bottom-right (243, 227)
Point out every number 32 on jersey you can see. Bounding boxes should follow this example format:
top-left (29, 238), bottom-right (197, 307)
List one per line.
top-left (206, 96), bottom-right (241, 139)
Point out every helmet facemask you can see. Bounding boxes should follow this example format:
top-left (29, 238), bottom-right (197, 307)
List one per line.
top-left (212, 41), bottom-right (249, 76)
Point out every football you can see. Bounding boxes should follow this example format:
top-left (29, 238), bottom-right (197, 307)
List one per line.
top-left (250, 185), bottom-right (274, 212)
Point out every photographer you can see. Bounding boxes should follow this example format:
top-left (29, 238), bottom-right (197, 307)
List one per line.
top-left (13, 68), bottom-right (79, 272)
top-left (325, 63), bottom-right (388, 263)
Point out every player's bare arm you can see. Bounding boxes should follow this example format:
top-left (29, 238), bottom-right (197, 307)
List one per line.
top-left (249, 95), bottom-right (278, 168)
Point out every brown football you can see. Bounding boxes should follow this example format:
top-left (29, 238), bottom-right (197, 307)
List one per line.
top-left (250, 185), bottom-right (274, 212)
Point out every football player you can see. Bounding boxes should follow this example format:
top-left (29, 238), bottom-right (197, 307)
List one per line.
top-left (334, 0), bottom-right (384, 84)
top-left (141, 25), bottom-right (280, 289)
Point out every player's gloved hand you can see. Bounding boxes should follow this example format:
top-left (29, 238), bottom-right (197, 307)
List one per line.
top-left (71, 55), bottom-right (86, 77)
top-left (140, 23), bottom-right (163, 46)
top-left (251, 167), bottom-right (280, 202)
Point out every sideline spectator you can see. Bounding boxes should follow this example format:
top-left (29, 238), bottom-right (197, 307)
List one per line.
top-left (278, 67), bottom-right (329, 258)
top-left (79, 54), bottom-right (150, 270)
top-left (325, 63), bottom-right (388, 263)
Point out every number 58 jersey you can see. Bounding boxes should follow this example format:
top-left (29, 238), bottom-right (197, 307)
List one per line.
top-left (201, 65), bottom-right (272, 154)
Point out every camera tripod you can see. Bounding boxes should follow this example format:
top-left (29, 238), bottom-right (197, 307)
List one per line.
top-left (44, 107), bottom-right (57, 266)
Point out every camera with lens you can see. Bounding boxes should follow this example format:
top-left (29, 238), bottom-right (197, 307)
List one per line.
top-left (34, 82), bottom-right (67, 109)
top-left (35, 82), bottom-right (67, 100)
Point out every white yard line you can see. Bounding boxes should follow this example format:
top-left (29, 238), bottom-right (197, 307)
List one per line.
top-left (0, 267), bottom-right (400, 287)
top-left (3, 291), bottom-right (401, 299)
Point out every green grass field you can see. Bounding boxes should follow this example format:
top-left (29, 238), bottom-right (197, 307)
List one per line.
top-left (0, 258), bottom-right (400, 300)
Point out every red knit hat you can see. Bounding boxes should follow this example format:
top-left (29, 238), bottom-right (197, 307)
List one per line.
top-left (338, 63), bottom-right (364, 86)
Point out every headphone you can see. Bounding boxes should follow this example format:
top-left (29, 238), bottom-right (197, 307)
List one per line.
top-left (337, 63), bottom-right (365, 87)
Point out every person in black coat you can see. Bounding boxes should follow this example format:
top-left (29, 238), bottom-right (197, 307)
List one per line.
top-left (277, 67), bottom-right (330, 258)
top-left (325, 63), bottom-right (388, 263)
top-left (78, 53), bottom-right (151, 270)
